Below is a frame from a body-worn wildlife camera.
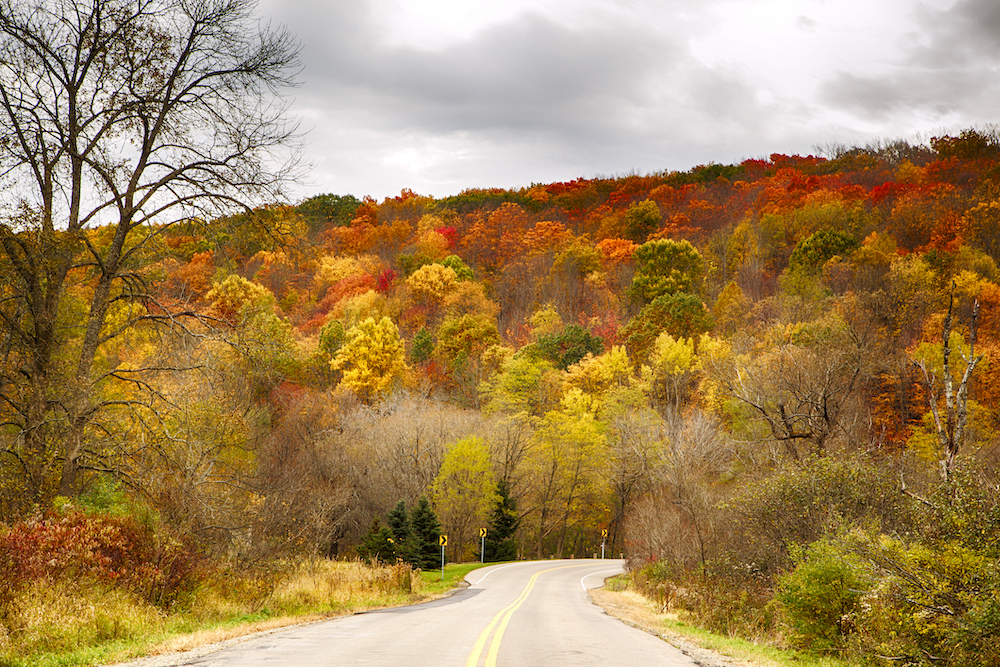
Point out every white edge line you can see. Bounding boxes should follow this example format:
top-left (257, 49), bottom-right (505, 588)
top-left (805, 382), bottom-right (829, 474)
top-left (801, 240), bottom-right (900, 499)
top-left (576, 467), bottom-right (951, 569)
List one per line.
top-left (581, 568), bottom-right (623, 591)
top-left (468, 562), bottom-right (519, 586)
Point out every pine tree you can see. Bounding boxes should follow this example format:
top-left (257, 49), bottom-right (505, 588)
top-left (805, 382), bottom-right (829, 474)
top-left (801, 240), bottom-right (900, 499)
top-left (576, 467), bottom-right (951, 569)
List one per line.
top-left (387, 500), bottom-right (416, 565)
top-left (356, 518), bottom-right (396, 564)
top-left (410, 496), bottom-right (442, 570)
top-left (484, 480), bottom-right (520, 562)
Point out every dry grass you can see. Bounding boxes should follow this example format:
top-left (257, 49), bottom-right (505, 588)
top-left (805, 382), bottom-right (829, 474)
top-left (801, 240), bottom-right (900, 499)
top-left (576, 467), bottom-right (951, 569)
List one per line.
top-left (590, 588), bottom-right (852, 667)
top-left (0, 559), bottom-right (435, 667)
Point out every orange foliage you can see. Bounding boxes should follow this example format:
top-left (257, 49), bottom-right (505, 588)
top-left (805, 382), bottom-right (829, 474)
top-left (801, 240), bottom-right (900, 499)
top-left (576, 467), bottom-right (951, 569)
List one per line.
top-left (596, 238), bottom-right (637, 265)
top-left (523, 220), bottom-right (572, 254)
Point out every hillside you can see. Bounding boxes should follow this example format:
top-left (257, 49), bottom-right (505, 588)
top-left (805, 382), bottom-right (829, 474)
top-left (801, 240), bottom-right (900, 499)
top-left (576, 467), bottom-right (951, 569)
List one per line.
top-left (3, 129), bottom-right (1000, 665)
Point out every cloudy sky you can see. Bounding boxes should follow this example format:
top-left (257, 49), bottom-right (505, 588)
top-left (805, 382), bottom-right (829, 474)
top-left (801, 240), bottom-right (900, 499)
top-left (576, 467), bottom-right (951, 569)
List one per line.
top-left (256, 0), bottom-right (1000, 202)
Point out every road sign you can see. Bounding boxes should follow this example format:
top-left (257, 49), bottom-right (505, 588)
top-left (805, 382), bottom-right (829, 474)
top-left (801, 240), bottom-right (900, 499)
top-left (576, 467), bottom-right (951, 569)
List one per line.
top-left (439, 534), bottom-right (448, 546)
top-left (601, 529), bottom-right (608, 538)
top-left (480, 527), bottom-right (487, 538)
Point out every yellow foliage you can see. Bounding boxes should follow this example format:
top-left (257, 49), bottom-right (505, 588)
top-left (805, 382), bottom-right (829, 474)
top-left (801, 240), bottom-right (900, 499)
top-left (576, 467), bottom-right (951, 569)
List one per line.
top-left (335, 289), bottom-right (388, 327)
top-left (895, 159), bottom-right (924, 184)
top-left (563, 346), bottom-right (634, 400)
top-left (207, 275), bottom-right (273, 319)
top-left (313, 254), bottom-right (382, 291)
top-left (406, 263), bottom-right (457, 301)
top-left (331, 316), bottom-right (408, 400)
top-left (529, 305), bottom-right (563, 338)
top-left (442, 280), bottom-right (499, 319)
top-left (417, 213), bottom-right (445, 234)
top-left (414, 229), bottom-right (450, 260)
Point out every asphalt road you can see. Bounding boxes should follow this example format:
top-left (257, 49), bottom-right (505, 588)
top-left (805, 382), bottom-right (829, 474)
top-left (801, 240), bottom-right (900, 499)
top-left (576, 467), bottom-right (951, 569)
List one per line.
top-left (182, 559), bottom-right (699, 666)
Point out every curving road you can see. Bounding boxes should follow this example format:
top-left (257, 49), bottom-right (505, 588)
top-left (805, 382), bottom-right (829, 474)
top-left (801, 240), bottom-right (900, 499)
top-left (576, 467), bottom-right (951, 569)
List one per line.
top-left (183, 559), bottom-right (697, 666)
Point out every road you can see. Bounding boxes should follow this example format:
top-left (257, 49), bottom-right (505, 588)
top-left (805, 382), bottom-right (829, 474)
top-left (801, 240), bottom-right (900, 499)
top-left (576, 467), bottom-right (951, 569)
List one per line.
top-left (183, 559), bottom-right (698, 666)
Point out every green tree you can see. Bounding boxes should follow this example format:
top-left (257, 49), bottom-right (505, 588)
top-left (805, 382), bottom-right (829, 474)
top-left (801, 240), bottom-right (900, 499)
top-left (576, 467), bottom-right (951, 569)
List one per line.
top-left (788, 230), bottom-right (858, 275)
top-left (484, 479), bottom-right (520, 562)
top-left (357, 518), bottom-right (397, 564)
top-left (528, 324), bottom-right (605, 370)
top-left (387, 500), bottom-right (415, 565)
top-left (410, 496), bottom-right (442, 570)
top-left (410, 328), bottom-right (434, 364)
top-left (621, 293), bottom-right (713, 362)
top-left (439, 255), bottom-right (475, 281)
top-left (623, 199), bottom-right (662, 242)
top-left (628, 239), bottom-right (705, 304)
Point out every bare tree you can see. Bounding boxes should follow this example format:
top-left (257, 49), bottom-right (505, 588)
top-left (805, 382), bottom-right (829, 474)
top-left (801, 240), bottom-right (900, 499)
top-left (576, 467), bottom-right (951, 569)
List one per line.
top-left (0, 0), bottom-right (300, 512)
top-left (915, 286), bottom-right (982, 481)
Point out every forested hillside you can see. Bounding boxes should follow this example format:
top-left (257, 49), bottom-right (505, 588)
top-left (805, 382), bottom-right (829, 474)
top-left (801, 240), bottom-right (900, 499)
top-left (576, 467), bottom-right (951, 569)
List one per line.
top-left (4, 128), bottom-right (1000, 664)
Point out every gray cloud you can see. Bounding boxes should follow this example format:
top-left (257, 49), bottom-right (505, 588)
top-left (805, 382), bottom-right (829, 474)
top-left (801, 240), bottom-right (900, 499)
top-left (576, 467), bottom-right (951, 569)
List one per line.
top-left (264, 0), bottom-right (1000, 200)
top-left (820, 0), bottom-right (1000, 121)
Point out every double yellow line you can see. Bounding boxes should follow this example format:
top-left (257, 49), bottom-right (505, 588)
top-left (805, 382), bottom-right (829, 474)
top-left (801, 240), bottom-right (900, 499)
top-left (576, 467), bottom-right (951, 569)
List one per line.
top-left (465, 564), bottom-right (587, 667)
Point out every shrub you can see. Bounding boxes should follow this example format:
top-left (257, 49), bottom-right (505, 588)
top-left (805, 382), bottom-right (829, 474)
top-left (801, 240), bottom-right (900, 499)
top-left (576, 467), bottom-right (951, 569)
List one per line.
top-left (776, 538), bottom-right (870, 653)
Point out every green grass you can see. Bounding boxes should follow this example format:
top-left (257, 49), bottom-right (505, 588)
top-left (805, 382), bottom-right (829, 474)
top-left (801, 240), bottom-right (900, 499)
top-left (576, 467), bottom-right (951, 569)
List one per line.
top-left (418, 561), bottom-right (492, 595)
top-left (659, 616), bottom-right (857, 667)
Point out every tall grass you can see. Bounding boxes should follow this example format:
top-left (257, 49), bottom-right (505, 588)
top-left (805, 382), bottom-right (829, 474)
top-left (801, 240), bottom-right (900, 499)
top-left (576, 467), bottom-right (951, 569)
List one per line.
top-left (0, 556), bottom-right (430, 667)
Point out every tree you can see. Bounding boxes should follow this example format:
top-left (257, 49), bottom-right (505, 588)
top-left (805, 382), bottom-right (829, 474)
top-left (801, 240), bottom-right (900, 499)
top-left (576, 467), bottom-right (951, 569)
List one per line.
top-left (0, 0), bottom-right (299, 510)
top-left (628, 239), bottom-right (705, 304)
top-left (621, 292), bottom-right (713, 362)
top-left (483, 479), bottom-right (520, 562)
top-left (430, 436), bottom-right (498, 561)
top-left (623, 199), bottom-right (662, 242)
top-left (912, 287), bottom-right (983, 480)
top-left (386, 499), bottom-right (415, 564)
top-left (331, 316), bottom-right (408, 401)
top-left (409, 495), bottom-right (442, 570)
top-left (529, 324), bottom-right (604, 370)
top-left (356, 518), bottom-right (397, 564)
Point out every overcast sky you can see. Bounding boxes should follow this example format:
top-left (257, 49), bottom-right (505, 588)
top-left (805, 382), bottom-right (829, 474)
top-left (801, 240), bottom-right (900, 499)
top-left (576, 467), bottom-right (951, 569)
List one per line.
top-left (256, 0), bottom-right (1000, 202)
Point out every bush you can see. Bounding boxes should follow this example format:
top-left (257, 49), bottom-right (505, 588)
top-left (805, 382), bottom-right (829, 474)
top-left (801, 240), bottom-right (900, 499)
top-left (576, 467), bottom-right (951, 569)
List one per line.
top-left (0, 508), bottom-right (205, 610)
top-left (776, 538), bottom-right (869, 653)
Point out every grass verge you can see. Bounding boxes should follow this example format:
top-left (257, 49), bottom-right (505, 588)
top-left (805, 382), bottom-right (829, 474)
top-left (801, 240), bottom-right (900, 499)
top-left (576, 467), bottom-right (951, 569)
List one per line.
top-left (0, 559), bottom-right (488, 667)
top-left (591, 579), bottom-right (858, 667)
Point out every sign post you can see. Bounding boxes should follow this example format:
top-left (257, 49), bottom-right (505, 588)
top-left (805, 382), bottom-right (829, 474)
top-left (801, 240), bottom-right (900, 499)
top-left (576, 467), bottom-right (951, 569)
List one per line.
top-left (601, 529), bottom-right (607, 559)
top-left (439, 534), bottom-right (448, 580)
top-left (480, 527), bottom-right (487, 563)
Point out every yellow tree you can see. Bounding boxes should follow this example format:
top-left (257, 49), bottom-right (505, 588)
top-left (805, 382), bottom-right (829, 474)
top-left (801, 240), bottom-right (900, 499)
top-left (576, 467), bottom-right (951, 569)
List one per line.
top-left (527, 389), bottom-right (609, 558)
top-left (430, 436), bottom-right (499, 561)
top-left (331, 317), bottom-right (408, 401)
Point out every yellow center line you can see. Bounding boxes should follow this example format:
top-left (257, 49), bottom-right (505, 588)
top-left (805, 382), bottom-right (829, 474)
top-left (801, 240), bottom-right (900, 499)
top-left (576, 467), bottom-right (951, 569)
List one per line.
top-left (465, 563), bottom-right (593, 667)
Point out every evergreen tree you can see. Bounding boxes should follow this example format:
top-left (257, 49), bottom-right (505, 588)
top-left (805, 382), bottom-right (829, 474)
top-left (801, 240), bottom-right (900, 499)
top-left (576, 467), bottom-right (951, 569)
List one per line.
top-left (356, 518), bottom-right (396, 564)
top-left (484, 480), bottom-right (520, 562)
top-left (410, 496), bottom-right (443, 570)
top-left (387, 500), bottom-right (416, 565)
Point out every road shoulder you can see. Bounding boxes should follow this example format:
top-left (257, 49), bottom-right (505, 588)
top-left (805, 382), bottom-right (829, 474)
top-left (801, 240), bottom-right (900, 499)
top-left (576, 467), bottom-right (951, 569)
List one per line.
top-left (589, 588), bottom-right (755, 667)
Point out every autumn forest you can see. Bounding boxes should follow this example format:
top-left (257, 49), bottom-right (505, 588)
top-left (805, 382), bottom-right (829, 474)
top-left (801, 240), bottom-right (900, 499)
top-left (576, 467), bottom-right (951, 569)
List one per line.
top-left (1, 2), bottom-right (1000, 663)
top-left (8, 128), bottom-right (1000, 663)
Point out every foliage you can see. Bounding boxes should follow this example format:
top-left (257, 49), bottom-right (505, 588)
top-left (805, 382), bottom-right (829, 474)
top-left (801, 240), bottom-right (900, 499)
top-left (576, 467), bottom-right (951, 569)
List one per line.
top-left (788, 230), bottom-right (859, 274)
top-left (623, 199), bottom-right (662, 242)
top-left (331, 316), bottom-right (409, 400)
top-left (430, 437), bottom-right (499, 560)
top-left (776, 538), bottom-right (870, 653)
top-left (410, 328), bottom-right (434, 364)
top-left (527, 324), bottom-right (605, 370)
top-left (409, 496), bottom-right (443, 570)
top-left (621, 292), bottom-right (713, 361)
top-left (483, 479), bottom-right (520, 562)
top-left (628, 238), bottom-right (705, 303)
